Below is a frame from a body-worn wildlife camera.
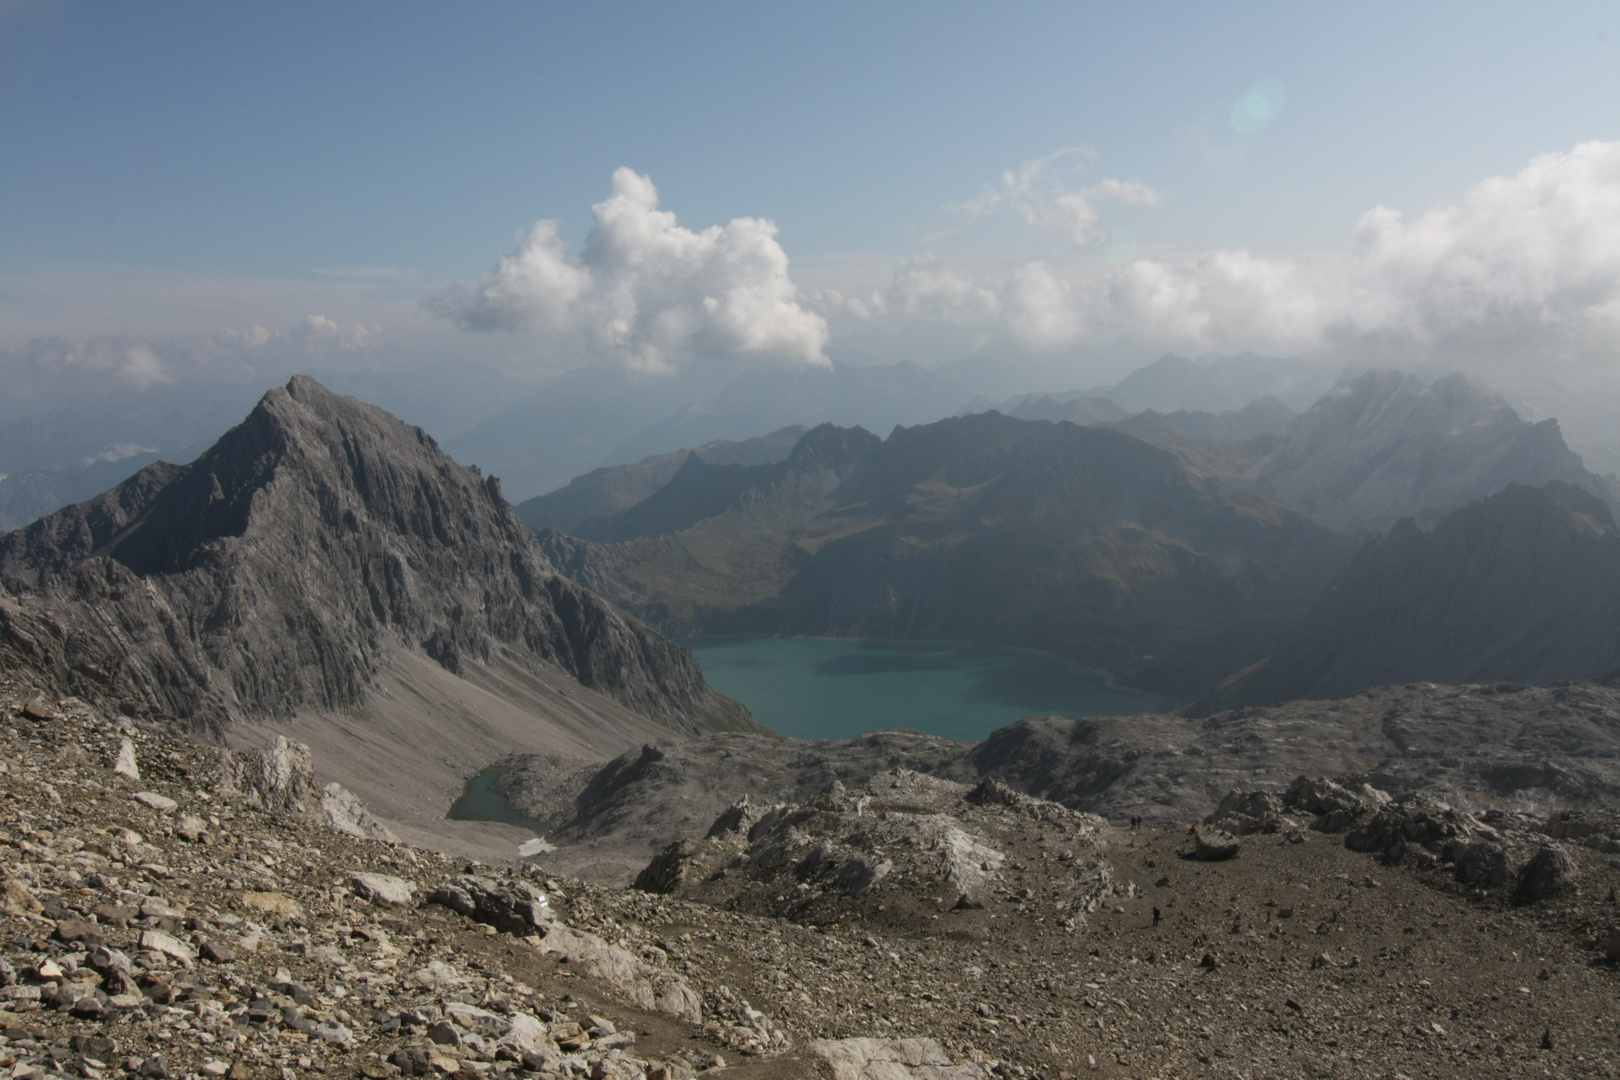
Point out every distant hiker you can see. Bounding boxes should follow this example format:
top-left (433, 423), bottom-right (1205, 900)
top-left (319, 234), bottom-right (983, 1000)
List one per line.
top-left (1188, 823), bottom-right (1198, 836)
top-left (1152, 906), bottom-right (1161, 926)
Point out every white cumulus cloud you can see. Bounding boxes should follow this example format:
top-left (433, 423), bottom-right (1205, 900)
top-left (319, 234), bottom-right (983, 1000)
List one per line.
top-left (955, 148), bottom-right (1162, 249)
top-left (868, 139), bottom-right (1620, 367)
top-left (427, 168), bottom-right (829, 372)
top-left (21, 336), bottom-right (177, 389)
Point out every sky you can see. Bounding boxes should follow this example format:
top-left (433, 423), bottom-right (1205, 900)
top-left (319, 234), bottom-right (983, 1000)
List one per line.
top-left (3, 2), bottom-right (1620, 414)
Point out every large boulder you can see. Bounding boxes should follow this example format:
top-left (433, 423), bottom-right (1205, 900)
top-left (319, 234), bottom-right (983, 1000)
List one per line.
top-left (1284, 775), bottom-right (1387, 831)
top-left (228, 737), bottom-right (316, 814)
top-left (807, 1037), bottom-right (987, 1079)
top-left (1452, 841), bottom-right (1511, 888)
top-left (705, 796), bottom-right (763, 839)
top-left (1345, 794), bottom-right (1478, 862)
top-left (633, 840), bottom-right (699, 895)
top-left (426, 876), bottom-right (552, 934)
top-left (534, 924), bottom-right (702, 1024)
top-left (1205, 790), bottom-right (1289, 835)
top-left (1191, 829), bottom-right (1241, 861)
top-left (1512, 845), bottom-right (1580, 905)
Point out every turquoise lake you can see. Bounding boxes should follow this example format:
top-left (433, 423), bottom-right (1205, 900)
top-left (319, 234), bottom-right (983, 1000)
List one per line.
top-left (686, 637), bottom-right (1153, 743)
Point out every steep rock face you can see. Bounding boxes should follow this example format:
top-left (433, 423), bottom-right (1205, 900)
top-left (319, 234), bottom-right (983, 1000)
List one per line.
top-left (1259, 370), bottom-right (1614, 532)
top-left (1247, 481), bottom-right (1620, 702)
top-left (0, 376), bottom-right (750, 735)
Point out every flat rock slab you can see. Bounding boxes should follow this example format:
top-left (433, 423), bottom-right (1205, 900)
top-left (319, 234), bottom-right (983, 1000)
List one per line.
top-left (114, 738), bottom-right (140, 780)
top-left (132, 791), bottom-right (178, 813)
top-left (139, 929), bottom-right (196, 962)
top-left (352, 872), bottom-right (416, 906)
top-left (808, 1037), bottom-right (989, 1079)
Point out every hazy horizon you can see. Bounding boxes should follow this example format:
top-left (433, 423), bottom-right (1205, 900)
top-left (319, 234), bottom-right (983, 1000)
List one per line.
top-left (4, 2), bottom-right (1620, 495)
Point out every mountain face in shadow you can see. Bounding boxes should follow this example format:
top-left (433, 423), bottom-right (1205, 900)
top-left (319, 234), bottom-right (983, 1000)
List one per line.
top-left (0, 376), bottom-right (751, 736)
top-left (513, 426), bottom-right (807, 535)
top-left (578, 424), bottom-right (881, 543)
top-left (1259, 370), bottom-right (1616, 533)
top-left (545, 412), bottom-right (1360, 701)
top-left (1241, 481), bottom-right (1620, 705)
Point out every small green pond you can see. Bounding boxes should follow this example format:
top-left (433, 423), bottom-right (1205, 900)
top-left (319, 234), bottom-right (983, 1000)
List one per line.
top-left (446, 767), bottom-right (548, 832)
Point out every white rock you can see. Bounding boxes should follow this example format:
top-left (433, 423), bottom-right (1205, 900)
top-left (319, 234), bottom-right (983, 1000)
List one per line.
top-left (139, 929), bottom-right (196, 963)
top-left (200, 1063), bottom-right (229, 1077)
top-left (314, 1021), bottom-right (355, 1048)
top-left (444, 1001), bottom-right (506, 1038)
top-left (132, 791), bottom-right (178, 813)
top-left (808, 1037), bottom-right (989, 1079)
top-left (499, 1013), bottom-right (550, 1054)
top-left (535, 924), bottom-right (703, 1024)
top-left (351, 871), bottom-right (415, 906)
top-left (322, 782), bottom-right (399, 843)
top-left (409, 960), bottom-right (464, 988)
top-left (228, 736), bottom-right (315, 814)
top-left (114, 738), bottom-right (140, 780)
top-left (176, 814), bottom-right (207, 842)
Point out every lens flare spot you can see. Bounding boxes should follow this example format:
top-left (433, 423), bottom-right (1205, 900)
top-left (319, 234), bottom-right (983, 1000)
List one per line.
top-left (1229, 79), bottom-right (1287, 135)
top-left (1103, 230), bottom-right (1139, 263)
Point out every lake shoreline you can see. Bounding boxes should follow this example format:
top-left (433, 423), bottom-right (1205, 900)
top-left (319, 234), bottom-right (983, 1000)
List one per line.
top-left (680, 632), bottom-right (1159, 703)
top-left (684, 635), bottom-right (1158, 744)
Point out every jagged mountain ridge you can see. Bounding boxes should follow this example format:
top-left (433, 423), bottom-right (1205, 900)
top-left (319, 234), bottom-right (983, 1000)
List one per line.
top-left (0, 376), bottom-right (751, 737)
top-left (577, 424), bottom-right (881, 543)
top-left (1259, 369), bottom-right (1617, 532)
top-left (512, 425), bottom-right (807, 535)
top-left (1242, 480), bottom-right (1620, 704)
top-left (543, 412), bottom-right (1359, 701)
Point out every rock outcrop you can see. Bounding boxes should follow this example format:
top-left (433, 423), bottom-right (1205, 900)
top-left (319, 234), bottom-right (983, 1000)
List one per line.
top-left (3, 671), bottom-right (1620, 1079)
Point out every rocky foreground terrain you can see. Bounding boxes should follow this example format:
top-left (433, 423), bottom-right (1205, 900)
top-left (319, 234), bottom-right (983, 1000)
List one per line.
top-left (491, 679), bottom-right (1620, 887)
top-left (4, 672), bottom-right (1620, 1079)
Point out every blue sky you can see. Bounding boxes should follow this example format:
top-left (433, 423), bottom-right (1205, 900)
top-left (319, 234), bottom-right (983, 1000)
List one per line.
top-left (2, 1), bottom-right (1619, 382)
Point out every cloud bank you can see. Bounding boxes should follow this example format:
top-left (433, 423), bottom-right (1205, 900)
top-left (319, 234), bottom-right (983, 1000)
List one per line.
top-left (842, 140), bottom-right (1620, 372)
top-left (428, 168), bottom-right (829, 373)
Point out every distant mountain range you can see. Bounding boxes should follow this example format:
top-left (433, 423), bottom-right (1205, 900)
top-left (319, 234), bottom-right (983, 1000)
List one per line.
top-left (541, 411), bottom-right (1360, 700)
top-left (448, 359), bottom-right (970, 500)
top-left (532, 366), bottom-right (1620, 705)
top-left (0, 450), bottom-right (178, 532)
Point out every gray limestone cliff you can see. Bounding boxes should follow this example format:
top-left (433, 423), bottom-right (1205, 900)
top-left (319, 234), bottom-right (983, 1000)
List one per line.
top-left (0, 376), bottom-right (752, 736)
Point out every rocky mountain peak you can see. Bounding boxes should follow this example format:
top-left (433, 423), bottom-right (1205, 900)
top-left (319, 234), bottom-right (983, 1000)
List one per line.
top-left (1259, 369), bottom-right (1613, 532)
top-left (0, 377), bottom-right (750, 736)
